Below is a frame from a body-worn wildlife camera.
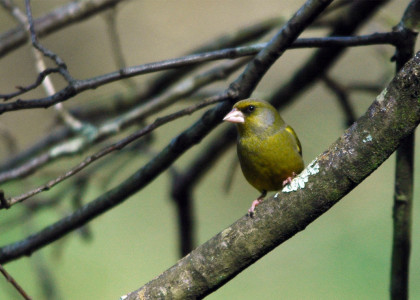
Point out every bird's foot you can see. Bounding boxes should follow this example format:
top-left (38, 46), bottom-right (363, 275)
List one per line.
top-left (248, 191), bottom-right (266, 218)
top-left (248, 199), bottom-right (262, 218)
top-left (282, 172), bottom-right (297, 186)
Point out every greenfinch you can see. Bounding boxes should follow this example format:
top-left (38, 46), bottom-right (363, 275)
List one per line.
top-left (223, 99), bottom-right (304, 216)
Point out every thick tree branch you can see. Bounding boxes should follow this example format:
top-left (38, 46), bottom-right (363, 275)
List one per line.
top-left (390, 1), bottom-right (418, 298)
top-left (123, 50), bottom-right (420, 300)
top-left (391, 134), bottom-right (415, 300)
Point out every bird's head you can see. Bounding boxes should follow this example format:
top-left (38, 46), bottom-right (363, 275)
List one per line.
top-left (223, 99), bottom-right (285, 137)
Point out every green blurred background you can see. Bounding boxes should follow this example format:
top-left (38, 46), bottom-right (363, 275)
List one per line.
top-left (0, 1), bottom-right (419, 299)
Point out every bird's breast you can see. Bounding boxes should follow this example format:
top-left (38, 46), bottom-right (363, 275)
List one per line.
top-left (237, 131), bottom-right (303, 192)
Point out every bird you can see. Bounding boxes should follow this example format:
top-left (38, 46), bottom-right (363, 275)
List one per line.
top-left (223, 99), bottom-right (304, 216)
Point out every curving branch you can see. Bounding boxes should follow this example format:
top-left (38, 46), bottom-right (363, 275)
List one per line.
top-left (123, 50), bottom-right (420, 300)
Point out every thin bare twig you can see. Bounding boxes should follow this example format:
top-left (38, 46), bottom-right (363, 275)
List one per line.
top-left (0, 32), bottom-right (401, 113)
top-left (103, 7), bottom-right (136, 89)
top-left (0, 94), bottom-right (227, 208)
top-left (1, 0), bottom-right (83, 130)
top-left (0, 264), bottom-right (32, 300)
top-left (0, 68), bottom-right (61, 101)
top-left (24, 0), bottom-right (71, 81)
top-left (0, 58), bottom-right (248, 185)
top-left (24, 0), bottom-right (83, 130)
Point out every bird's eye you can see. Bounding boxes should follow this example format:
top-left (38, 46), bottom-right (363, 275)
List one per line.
top-left (246, 105), bottom-right (255, 113)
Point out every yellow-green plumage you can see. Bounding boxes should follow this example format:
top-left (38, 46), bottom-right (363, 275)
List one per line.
top-left (223, 99), bottom-right (304, 214)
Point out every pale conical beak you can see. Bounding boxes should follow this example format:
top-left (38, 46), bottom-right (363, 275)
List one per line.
top-left (223, 108), bottom-right (245, 123)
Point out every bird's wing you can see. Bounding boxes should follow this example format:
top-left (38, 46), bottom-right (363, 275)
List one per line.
top-left (285, 125), bottom-right (302, 155)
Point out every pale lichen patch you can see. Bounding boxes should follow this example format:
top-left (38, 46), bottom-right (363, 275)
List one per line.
top-left (220, 227), bottom-right (232, 249)
top-left (277, 159), bottom-right (320, 194)
top-left (50, 138), bottom-right (85, 157)
top-left (221, 227), bottom-right (232, 238)
top-left (159, 286), bottom-right (168, 296)
top-left (362, 133), bottom-right (372, 143)
top-left (376, 88), bottom-right (387, 103)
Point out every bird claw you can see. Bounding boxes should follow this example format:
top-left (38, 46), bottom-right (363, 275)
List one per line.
top-left (248, 199), bottom-right (262, 218)
top-left (282, 172), bottom-right (297, 186)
